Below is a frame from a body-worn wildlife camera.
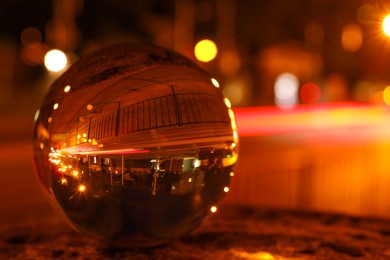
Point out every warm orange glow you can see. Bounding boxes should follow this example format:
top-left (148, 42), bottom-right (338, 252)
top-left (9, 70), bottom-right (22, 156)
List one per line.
top-left (230, 172), bottom-right (235, 177)
top-left (194, 39), bottom-right (218, 62)
top-left (48, 117), bottom-right (52, 123)
top-left (383, 15), bottom-right (390, 37)
top-left (232, 250), bottom-right (275, 260)
top-left (64, 85), bottom-right (71, 92)
top-left (21, 27), bottom-right (42, 46)
top-left (87, 104), bottom-right (94, 111)
top-left (53, 103), bottom-right (59, 110)
top-left (341, 23), bottom-right (363, 52)
top-left (357, 4), bottom-right (376, 25)
top-left (222, 82), bottom-right (243, 106)
top-left (219, 50), bottom-right (241, 76)
top-left (210, 206), bottom-right (217, 213)
top-left (383, 86), bottom-right (390, 105)
top-left (44, 49), bottom-right (68, 72)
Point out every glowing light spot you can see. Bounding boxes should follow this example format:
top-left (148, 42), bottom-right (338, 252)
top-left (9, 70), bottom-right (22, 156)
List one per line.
top-left (211, 78), bottom-right (220, 88)
top-left (34, 109), bottom-right (40, 122)
top-left (230, 172), bottom-right (235, 177)
top-left (300, 82), bottom-right (321, 104)
top-left (98, 144), bottom-right (104, 148)
top-left (383, 86), bottom-right (390, 105)
top-left (232, 250), bottom-right (275, 260)
top-left (78, 184), bottom-right (86, 192)
top-left (44, 49), bottom-right (68, 72)
top-left (53, 103), bottom-right (59, 110)
top-left (194, 39), bottom-right (218, 62)
top-left (224, 98), bottom-right (232, 109)
top-left (87, 104), bottom-right (94, 111)
top-left (383, 15), bottom-right (390, 37)
top-left (188, 178), bottom-right (192, 183)
top-left (224, 187), bottom-right (229, 192)
top-left (72, 171), bottom-right (78, 177)
top-left (64, 85), bottom-right (71, 92)
top-left (233, 130), bottom-right (238, 142)
top-left (210, 206), bottom-right (217, 213)
top-left (40, 143), bottom-right (45, 149)
top-left (77, 134), bottom-right (81, 139)
top-left (48, 117), bottom-right (52, 123)
top-left (60, 178), bottom-right (68, 185)
top-left (274, 73), bottom-right (299, 109)
top-left (341, 23), bottom-right (362, 52)
top-left (82, 133), bottom-right (87, 138)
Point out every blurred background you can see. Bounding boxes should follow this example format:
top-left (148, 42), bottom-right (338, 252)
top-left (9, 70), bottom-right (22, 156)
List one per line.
top-left (2, 0), bottom-right (390, 224)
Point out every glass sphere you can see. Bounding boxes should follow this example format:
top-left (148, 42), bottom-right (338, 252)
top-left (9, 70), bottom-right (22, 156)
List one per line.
top-left (33, 43), bottom-right (238, 248)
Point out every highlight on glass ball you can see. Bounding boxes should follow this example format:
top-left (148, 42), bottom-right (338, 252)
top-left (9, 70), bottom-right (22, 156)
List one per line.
top-left (33, 43), bottom-right (238, 248)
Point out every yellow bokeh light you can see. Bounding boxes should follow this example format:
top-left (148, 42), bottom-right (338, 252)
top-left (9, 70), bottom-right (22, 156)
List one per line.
top-left (224, 98), bottom-right (232, 109)
top-left (383, 15), bottom-right (390, 37)
top-left (210, 206), bottom-right (217, 213)
top-left (194, 39), bottom-right (218, 62)
top-left (53, 103), bottom-right (59, 110)
top-left (224, 187), bottom-right (229, 192)
top-left (64, 85), bottom-right (71, 92)
top-left (78, 184), bottom-right (86, 192)
top-left (87, 104), bottom-right (94, 111)
top-left (44, 49), bottom-right (68, 72)
top-left (383, 86), bottom-right (390, 105)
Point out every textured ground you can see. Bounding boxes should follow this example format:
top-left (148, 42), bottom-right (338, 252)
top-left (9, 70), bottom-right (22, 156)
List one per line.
top-left (2, 205), bottom-right (390, 259)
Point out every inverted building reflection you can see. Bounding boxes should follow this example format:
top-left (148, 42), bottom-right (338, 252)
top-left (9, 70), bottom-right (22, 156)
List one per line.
top-left (49, 144), bottom-right (237, 198)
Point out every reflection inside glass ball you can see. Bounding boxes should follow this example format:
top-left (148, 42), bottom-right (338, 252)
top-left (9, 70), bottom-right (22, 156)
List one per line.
top-left (33, 43), bottom-right (238, 248)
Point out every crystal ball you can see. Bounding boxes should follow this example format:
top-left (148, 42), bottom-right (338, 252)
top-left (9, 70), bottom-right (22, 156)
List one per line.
top-left (33, 43), bottom-right (238, 248)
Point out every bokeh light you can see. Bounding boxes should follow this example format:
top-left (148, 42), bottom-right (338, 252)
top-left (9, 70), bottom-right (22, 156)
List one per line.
top-left (194, 39), bottom-right (218, 62)
top-left (274, 73), bottom-right (299, 109)
top-left (219, 50), bottom-right (241, 76)
top-left (341, 23), bottom-right (362, 52)
top-left (356, 4), bottom-right (376, 25)
top-left (300, 82), bottom-right (321, 104)
top-left (20, 27), bottom-right (42, 46)
top-left (383, 86), bottom-right (390, 105)
top-left (44, 49), bottom-right (68, 72)
top-left (382, 15), bottom-right (390, 37)
top-left (222, 82), bottom-right (243, 106)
